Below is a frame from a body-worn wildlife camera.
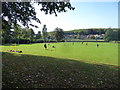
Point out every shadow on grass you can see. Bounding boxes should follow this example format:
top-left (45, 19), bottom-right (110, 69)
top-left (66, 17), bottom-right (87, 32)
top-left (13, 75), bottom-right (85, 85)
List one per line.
top-left (2, 52), bottom-right (119, 88)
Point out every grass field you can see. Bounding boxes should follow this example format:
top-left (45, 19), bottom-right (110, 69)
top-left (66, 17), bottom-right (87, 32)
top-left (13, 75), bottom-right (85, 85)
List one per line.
top-left (1, 42), bottom-right (119, 88)
top-left (1, 42), bottom-right (118, 65)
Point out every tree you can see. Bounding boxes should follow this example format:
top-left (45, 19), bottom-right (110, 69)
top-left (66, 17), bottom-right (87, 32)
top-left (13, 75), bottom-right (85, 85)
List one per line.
top-left (104, 30), bottom-right (114, 41)
top-left (2, 1), bottom-right (75, 44)
top-left (98, 29), bottom-right (105, 34)
top-left (91, 36), bottom-right (95, 39)
top-left (42, 25), bottom-right (48, 42)
top-left (104, 29), bottom-right (120, 41)
top-left (13, 25), bottom-right (23, 44)
top-left (2, 19), bottom-right (12, 44)
top-left (20, 28), bottom-right (28, 39)
top-left (36, 31), bottom-right (41, 39)
top-left (48, 32), bottom-right (55, 40)
top-left (54, 28), bottom-right (64, 42)
top-left (79, 31), bottom-right (85, 35)
top-left (112, 30), bottom-right (120, 41)
top-left (2, 2), bottom-right (75, 29)
top-left (27, 28), bottom-right (35, 43)
top-left (76, 33), bottom-right (81, 39)
top-left (87, 29), bottom-right (94, 34)
top-left (2, 2), bottom-right (40, 29)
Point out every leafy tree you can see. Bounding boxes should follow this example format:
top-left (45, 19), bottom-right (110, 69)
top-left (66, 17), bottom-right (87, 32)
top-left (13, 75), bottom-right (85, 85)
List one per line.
top-left (91, 36), bottom-right (95, 39)
top-left (2, 19), bottom-right (12, 44)
top-left (104, 29), bottom-right (120, 41)
top-left (84, 30), bottom-right (90, 35)
top-left (76, 33), bottom-right (81, 39)
top-left (2, 2), bottom-right (75, 29)
top-left (98, 29), bottom-right (105, 34)
top-left (42, 25), bottom-right (48, 42)
top-left (54, 27), bottom-right (64, 42)
top-left (21, 28), bottom-right (28, 39)
top-left (27, 28), bottom-right (35, 43)
top-left (79, 31), bottom-right (85, 35)
top-left (87, 29), bottom-right (94, 34)
top-left (13, 25), bottom-right (23, 44)
top-left (36, 31), bottom-right (41, 39)
top-left (104, 30), bottom-right (114, 41)
top-left (112, 30), bottom-right (119, 41)
top-left (2, 2), bottom-right (40, 29)
top-left (48, 32), bottom-right (55, 40)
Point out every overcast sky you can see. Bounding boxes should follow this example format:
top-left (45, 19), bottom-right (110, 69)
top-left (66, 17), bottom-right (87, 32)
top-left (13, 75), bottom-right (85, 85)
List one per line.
top-left (24, 1), bottom-right (118, 34)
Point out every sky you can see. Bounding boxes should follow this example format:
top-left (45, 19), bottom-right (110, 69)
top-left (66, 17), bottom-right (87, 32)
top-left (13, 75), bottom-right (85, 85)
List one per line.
top-left (27, 1), bottom-right (118, 34)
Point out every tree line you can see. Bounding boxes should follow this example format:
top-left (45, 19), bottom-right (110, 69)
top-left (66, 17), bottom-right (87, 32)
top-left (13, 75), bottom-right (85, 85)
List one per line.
top-left (1, 24), bottom-right (120, 44)
top-left (64, 28), bottom-right (108, 35)
top-left (1, 24), bottom-right (65, 44)
top-left (2, 24), bottom-right (40, 44)
top-left (63, 28), bottom-right (120, 41)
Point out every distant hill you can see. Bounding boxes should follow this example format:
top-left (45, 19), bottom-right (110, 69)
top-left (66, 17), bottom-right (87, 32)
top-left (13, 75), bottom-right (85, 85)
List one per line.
top-left (49, 28), bottom-right (119, 35)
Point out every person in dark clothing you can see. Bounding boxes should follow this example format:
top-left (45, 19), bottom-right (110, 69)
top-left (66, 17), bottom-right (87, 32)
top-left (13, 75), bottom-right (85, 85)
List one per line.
top-left (52, 46), bottom-right (55, 48)
top-left (44, 44), bottom-right (47, 49)
top-left (97, 44), bottom-right (99, 48)
top-left (18, 51), bottom-right (22, 53)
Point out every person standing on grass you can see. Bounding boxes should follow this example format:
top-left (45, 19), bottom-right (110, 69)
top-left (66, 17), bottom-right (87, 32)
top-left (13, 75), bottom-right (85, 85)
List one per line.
top-left (44, 44), bottom-right (47, 49)
top-left (97, 44), bottom-right (99, 48)
top-left (86, 42), bottom-right (88, 46)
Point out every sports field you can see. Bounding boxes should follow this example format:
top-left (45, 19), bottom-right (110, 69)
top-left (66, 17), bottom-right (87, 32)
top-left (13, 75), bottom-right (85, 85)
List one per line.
top-left (1, 42), bottom-right (118, 65)
top-left (1, 42), bottom-right (119, 88)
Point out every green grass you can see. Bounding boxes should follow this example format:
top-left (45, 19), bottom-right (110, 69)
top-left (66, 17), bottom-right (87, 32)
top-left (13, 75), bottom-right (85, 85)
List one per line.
top-left (1, 42), bottom-right (118, 65)
top-left (1, 42), bottom-right (119, 88)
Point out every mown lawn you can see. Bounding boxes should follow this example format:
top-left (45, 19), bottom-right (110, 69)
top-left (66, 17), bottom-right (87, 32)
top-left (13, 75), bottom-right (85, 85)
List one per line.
top-left (1, 42), bottom-right (118, 65)
top-left (1, 42), bottom-right (119, 88)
